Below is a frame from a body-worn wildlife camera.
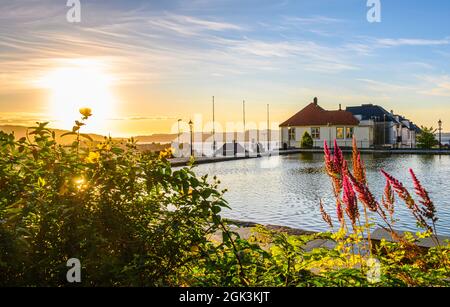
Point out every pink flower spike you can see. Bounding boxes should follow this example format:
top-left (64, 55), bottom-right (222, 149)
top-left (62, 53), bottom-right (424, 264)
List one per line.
top-left (409, 169), bottom-right (437, 222)
top-left (382, 179), bottom-right (395, 218)
top-left (336, 199), bottom-right (344, 224)
top-left (324, 141), bottom-right (331, 163)
top-left (324, 140), bottom-right (336, 178)
top-left (347, 172), bottom-right (379, 212)
top-left (381, 169), bottom-right (431, 230)
top-left (381, 169), bottom-right (408, 200)
top-left (320, 199), bottom-right (334, 229)
top-left (333, 139), bottom-right (344, 173)
top-left (342, 159), bottom-right (348, 174)
top-left (342, 175), bottom-right (359, 225)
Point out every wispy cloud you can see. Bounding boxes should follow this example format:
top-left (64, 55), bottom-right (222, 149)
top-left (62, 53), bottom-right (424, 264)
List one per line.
top-left (358, 75), bottom-right (450, 98)
top-left (145, 13), bottom-right (244, 36)
top-left (223, 39), bottom-right (359, 72)
top-left (357, 78), bottom-right (415, 92)
top-left (376, 37), bottom-right (450, 47)
top-left (282, 15), bottom-right (344, 26)
top-left (341, 36), bottom-right (450, 60)
top-left (417, 75), bottom-right (450, 97)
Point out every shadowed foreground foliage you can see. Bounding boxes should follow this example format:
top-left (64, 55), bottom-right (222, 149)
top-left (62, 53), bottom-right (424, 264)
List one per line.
top-left (0, 111), bottom-right (449, 287)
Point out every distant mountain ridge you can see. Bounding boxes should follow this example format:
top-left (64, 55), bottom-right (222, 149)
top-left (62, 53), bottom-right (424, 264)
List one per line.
top-left (0, 124), bottom-right (179, 145)
top-left (0, 125), bottom-right (110, 145)
top-left (135, 134), bottom-right (178, 144)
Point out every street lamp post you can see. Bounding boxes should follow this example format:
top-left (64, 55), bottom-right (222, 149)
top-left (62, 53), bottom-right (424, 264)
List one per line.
top-left (189, 119), bottom-right (194, 157)
top-left (438, 119), bottom-right (442, 150)
top-left (243, 100), bottom-right (247, 156)
top-left (177, 119), bottom-right (182, 146)
top-left (267, 104), bottom-right (270, 152)
top-left (287, 125), bottom-right (291, 148)
top-left (212, 96), bottom-right (216, 157)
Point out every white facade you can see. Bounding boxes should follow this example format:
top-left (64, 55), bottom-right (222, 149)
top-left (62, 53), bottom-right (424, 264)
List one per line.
top-left (395, 118), bottom-right (417, 148)
top-left (355, 117), bottom-right (417, 148)
top-left (280, 125), bottom-right (372, 149)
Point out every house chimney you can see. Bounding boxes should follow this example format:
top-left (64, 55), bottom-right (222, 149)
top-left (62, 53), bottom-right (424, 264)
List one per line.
top-left (313, 97), bottom-right (318, 105)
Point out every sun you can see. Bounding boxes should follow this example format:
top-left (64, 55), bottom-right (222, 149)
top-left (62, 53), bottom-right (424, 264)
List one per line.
top-left (37, 59), bottom-right (117, 134)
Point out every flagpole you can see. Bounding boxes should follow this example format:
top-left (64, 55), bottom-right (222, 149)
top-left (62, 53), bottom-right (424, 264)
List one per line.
top-left (213, 96), bottom-right (216, 157)
top-left (243, 100), bottom-right (246, 156)
top-left (267, 104), bottom-right (270, 152)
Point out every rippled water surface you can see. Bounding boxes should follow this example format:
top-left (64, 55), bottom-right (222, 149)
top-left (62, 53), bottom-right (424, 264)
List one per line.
top-left (193, 153), bottom-right (450, 236)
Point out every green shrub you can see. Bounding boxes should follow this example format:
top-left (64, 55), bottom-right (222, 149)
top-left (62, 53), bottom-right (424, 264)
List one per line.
top-left (417, 126), bottom-right (438, 149)
top-left (300, 132), bottom-right (313, 148)
top-left (0, 111), bottom-right (229, 286)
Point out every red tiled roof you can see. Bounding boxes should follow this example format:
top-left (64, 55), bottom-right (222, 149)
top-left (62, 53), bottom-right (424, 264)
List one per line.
top-left (279, 102), bottom-right (359, 127)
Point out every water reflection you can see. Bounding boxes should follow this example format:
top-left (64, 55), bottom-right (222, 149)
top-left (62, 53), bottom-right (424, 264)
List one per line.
top-left (193, 154), bottom-right (450, 236)
top-left (297, 152), bottom-right (315, 162)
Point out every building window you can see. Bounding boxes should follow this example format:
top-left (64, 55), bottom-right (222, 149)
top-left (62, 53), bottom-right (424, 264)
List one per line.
top-left (288, 128), bottom-right (296, 141)
top-left (311, 127), bottom-right (320, 139)
top-left (346, 127), bottom-right (354, 139)
top-left (336, 127), bottom-right (344, 139)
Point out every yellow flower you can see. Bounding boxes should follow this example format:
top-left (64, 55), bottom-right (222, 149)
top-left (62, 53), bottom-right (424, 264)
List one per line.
top-left (79, 107), bottom-right (92, 118)
top-left (85, 151), bottom-right (100, 163)
top-left (159, 148), bottom-right (173, 159)
top-left (97, 143), bottom-right (111, 151)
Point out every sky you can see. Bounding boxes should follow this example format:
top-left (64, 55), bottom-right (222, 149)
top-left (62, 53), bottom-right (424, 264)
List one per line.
top-left (1, 0), bottom-right (450, 136)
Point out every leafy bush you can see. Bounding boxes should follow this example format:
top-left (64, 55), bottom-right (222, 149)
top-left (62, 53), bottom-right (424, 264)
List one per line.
top-left (300, 131), bottom-right (313, 149)
top-left (0, 110), bottom-right (229, 286)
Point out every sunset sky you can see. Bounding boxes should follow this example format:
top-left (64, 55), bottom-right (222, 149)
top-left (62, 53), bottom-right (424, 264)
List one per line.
top-left (1, 0), bottom-right (450, 136)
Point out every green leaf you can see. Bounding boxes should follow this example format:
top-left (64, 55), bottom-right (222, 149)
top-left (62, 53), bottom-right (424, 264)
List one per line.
top-left (80, 133), bottom-right (93, 141)
top-left (61, 132), bottom-right (76, 138)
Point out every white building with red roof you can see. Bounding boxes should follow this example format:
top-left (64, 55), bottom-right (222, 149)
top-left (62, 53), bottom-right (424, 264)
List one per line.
top-left (279, 97), bottom-right (372, 148)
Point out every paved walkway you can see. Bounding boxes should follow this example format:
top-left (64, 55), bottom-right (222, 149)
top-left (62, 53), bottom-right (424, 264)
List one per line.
top-left (170, 155), bottom-right (258, 167)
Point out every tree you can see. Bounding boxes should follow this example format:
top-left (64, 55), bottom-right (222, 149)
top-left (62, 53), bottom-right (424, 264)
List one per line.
top-left (417, 126), bottom-right (438, 149)
top-left (300, 131), bottom-right (313, 148)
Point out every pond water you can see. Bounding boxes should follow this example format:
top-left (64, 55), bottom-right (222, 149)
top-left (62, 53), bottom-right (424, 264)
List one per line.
top-left (193, 153), bottom-right (450, 236)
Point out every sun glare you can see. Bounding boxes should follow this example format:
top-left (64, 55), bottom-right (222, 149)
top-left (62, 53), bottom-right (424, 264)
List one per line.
top-left (37, 59), bottom-right (117, 134)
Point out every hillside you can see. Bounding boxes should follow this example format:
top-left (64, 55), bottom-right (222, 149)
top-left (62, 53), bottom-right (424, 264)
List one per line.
top-left (0, 125), bottom-right (110, 145)
top-left (135, 134), bottom-right (177, 144)
top-left (0, 124), bottom-right (176, 148)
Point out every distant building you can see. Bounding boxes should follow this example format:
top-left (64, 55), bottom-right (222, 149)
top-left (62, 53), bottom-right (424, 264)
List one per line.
top-left (279, 99), bottom-right (421, 149)
top-left (439, 133), bottom-right (450, 147)
top-left (346, 104), bottom-right (421, 148)
top-left (393, 114), bottom-right (421, 148)
top-left (279, 97), bottom-right (370, 148)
